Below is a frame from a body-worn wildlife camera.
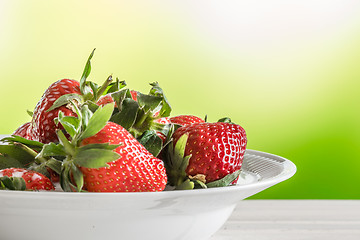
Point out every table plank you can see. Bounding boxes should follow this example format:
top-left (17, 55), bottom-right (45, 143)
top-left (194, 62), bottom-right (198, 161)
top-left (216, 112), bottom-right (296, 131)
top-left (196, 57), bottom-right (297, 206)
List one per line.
top-left (211, 200), bottom-right (360, 240)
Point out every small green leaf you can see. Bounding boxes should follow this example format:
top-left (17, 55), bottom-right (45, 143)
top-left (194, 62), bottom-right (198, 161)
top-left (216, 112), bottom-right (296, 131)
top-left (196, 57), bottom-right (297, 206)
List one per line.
top-left (110, 89), bottom-right (131, 110)
top-left (0, 144), bottom-right (37, 169)
top-left (70, 163), bottom-right (84, 192)
top-left (45, 158), bottom-right (63, 175)
top-left (0, 176), bottom-right (27, 191)
top-left (36, 142), bottom-right (66, 159)
top-left (149, 82), bottom-right (171, 117)
top-left (106, 78), bottom-right (126, 94)
top-left (60, 162), bottom-right (73, 192)
top-left (56, 130), bottom-right (76, 156)
top-left (89, 81), bottom-right (100, 101)
top-left (80, 104), bottom-right (93, 131)
top-left (84, 100), bottom-right (100, 113)
top-left (110, 98), bottom-right (139, 130)
top-left (27, 110), bottom-right (33, 117)
top-left (1, 135), bottom-right (44, 150)
top-left (0, 176), bottom-right (15, 190)
top-left (12, 177), bottom-right (27, 191)
top-left (0, 155), bottom-right (26, 170)
top-left (78, 102), bottom-right (115, 141)
top-left (80, 48), bottom-right (96, 96)
top-left (73, 148), bottom-right (120, 168)
top-left (95, 75), bottom-right (113, 100)
top-left (137, 130), bottom-right (163, 157)
top-left (58, 115), bottom-right (80, 138)
top-left (136, 92), bottom-right (163, 113)
top-left (206, 170), bottom-right (241, 188)
top-left (47, 94), bottom-right (83, 112)
top-left (217, 117), bottom-right (233, 123)
top-left (173, 133), bottom-right (189, 170)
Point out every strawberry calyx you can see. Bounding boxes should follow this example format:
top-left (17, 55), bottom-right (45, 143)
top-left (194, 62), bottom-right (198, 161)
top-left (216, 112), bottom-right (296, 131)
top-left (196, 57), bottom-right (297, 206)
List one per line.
top-left (164, 132), bottom-right (241, 190)
top-left (0, 175), bottom-right (27, 191)
top-left (0, 136), bottom-right (62, 179)
top-left (46, 102), bottom-right (121, 192)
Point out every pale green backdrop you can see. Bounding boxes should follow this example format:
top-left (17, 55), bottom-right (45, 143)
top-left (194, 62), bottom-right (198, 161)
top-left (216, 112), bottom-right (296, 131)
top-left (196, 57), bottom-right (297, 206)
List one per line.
top-left (0, 0), bottom-right (359, 199)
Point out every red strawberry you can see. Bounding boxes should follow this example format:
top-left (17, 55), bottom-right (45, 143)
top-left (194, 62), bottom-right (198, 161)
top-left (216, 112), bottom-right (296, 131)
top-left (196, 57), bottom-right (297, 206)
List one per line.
top-left (170, 115), bottom-right (205, 127)
top-left (96, 94), bottom-right (116, 107)
top-left (0, 168), bottom-right (55, 191)
top-left (79, 122), bottom-right (167, 192)
top-left (13, 122), bottom-right (32, 140)
top-left (165, 122), bottom-right (247, 188)
top-left (29, 79), bottom-right (81, 143)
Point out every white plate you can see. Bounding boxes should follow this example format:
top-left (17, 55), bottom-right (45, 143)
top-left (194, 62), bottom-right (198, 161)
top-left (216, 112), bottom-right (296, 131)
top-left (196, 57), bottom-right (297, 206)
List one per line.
top-left (0, 135), bottom-right (296, 240)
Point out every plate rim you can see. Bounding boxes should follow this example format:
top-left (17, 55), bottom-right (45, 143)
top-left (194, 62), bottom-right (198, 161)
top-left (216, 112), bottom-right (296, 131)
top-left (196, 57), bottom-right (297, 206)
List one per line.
top-left (0, 148), bottom-right (296, 198)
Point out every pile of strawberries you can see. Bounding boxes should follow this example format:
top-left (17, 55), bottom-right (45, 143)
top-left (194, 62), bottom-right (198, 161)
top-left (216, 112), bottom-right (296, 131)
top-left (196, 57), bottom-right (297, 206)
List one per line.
top-left (0, 50), bottom-right (247, 192)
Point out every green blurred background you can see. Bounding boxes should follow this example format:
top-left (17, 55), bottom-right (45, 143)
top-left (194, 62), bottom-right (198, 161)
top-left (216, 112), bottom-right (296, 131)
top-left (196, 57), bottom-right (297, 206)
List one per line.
top-left (0, 0), bottom-right (359, 199)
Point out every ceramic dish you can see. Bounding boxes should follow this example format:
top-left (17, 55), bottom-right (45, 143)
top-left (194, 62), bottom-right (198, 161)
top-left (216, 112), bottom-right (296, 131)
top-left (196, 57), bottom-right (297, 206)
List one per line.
top-left (0, 145), bottom-right (296, 240)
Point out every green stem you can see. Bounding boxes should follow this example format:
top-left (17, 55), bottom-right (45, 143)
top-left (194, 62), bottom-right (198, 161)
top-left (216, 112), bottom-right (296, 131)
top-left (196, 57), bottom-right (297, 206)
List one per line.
top-left (13, 142), bottom-right (47, 164)
top-left (57, 130), bottom-right (76, 156)
top-left (95, 75), bottom-right (113, 102)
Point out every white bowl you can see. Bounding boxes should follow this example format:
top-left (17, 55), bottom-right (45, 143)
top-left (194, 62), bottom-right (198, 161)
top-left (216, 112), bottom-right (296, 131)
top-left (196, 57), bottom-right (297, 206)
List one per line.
top-left (0, 145), bottom-right (296, 240)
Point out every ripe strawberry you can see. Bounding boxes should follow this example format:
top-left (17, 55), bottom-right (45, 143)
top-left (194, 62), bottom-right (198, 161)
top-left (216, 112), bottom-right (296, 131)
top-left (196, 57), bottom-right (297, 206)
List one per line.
top-left (170, 115), bottom-right (205, 126)
top-left (0, 168), bottom-right (55, 191)
top-left (13, 122), bottom-right (32, 140)
top-left (165, 122), bottom-right (247, 189)
top-left (79, 122), bottom-right (167, 192)
top-left (29, 79), bottom-right (81, 143)
top-left (96, 94), bottom-right (116, 107)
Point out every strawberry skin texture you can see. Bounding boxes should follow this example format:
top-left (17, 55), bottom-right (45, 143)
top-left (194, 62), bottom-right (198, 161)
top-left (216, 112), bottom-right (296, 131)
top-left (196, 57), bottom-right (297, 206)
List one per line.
top-left (13, 122), bottom-right (32, 140)
top-left (29, 79), bottom-right (81, 143)
top-left (170, 115), bottom-right (205, 127)
top-left (96, 94), bottom-right (118, 107)
top-left (80, 122), bottom-right (167, 192)
top-left (0, 168), bottom-right (55, 191)
top-left (172, 122), bottom-right (247, 183)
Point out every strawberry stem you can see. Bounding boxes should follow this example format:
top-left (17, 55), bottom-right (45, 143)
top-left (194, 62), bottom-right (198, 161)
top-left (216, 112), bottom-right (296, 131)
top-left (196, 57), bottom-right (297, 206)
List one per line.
top-left (57, 130), bottom-right (75, 156)
top-left (13, 142), bottom-right (47, 164)
top-left (95, 75), bottom-right (113, 101)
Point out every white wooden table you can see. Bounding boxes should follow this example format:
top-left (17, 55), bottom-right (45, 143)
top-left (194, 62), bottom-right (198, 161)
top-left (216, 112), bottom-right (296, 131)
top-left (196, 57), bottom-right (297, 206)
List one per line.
top-left (211, 200), bottom-right (360, 240)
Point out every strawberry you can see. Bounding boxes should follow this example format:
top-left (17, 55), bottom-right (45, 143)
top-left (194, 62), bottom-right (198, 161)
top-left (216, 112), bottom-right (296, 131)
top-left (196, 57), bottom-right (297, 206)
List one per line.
top-left (29, 79), bottom-right (81, 143)
top-left (169, 115), bottom-right (205, 127)
top-left (27, 49), bottom-right (111, 144)
top-left (164, 122), bottom-right (247, 189)
top-left (96, 94), bottom-right (116, 107)
top-left (13, 122), bottom-right (32, 140)
top-left (0, 168), bottom-right (55, 191)
top-left (79, 122), bottom-right (167, 192)
top-left (37, 102), bottom-right (168, 192)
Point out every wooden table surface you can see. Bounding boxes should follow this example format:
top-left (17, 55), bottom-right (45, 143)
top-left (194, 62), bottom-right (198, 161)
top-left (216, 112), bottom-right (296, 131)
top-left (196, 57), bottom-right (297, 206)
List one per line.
top-left (211, 200), bottom-right (360, 240)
